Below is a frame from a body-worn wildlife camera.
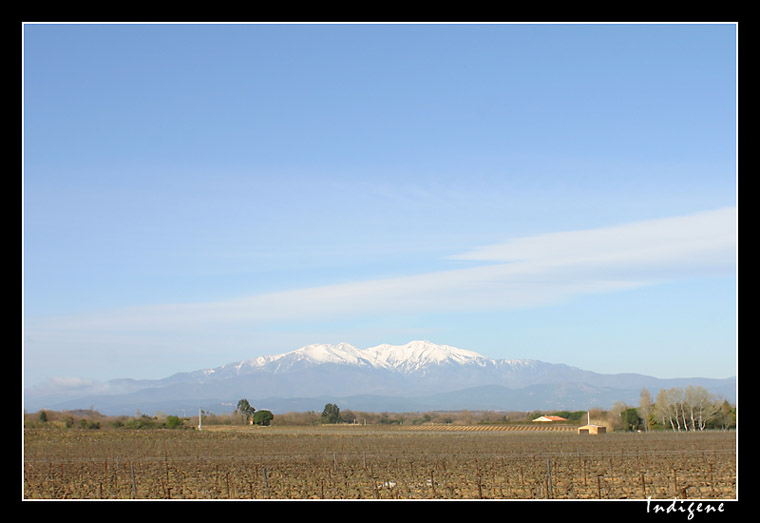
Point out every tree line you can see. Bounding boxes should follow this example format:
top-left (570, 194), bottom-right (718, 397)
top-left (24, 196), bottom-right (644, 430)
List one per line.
top-left (311, 386), bottom-right (735, 432)
top-left (636, 386), bottom-right (736, 432)
top-left (24, 386), bottom-right (735, 432)
top-left (525, 387), bottom-right (735, 433)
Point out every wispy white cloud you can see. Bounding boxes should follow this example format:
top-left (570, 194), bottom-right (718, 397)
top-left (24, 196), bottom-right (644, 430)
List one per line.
top-left (449, 207), bottom-right (736, 267)
top-left (26, 207), bottom-right (736, 335)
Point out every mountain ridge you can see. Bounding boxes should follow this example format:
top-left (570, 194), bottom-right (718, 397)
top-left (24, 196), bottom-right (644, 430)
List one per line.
top-left (23, 340), bottom-right (736, 416)
top-left (204, 340), bottom-right (536, 375)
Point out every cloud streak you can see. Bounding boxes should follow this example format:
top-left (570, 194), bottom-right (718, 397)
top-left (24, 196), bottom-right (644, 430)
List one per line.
top-left (449, 207), bottom-right (735, 267)
top-left (27, 207), bottom-right (736, 336)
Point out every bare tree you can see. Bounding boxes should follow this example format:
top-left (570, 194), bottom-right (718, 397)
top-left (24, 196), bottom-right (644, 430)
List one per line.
top-left (608, 401), bottom-right (629, 431)
top-left (655, 388), bottom-right (683, 431)
top-left (684, 386), bottom-right (721, 430)
top-left (639, 388), bottom-right (653, 432)
top-left (654, 386), bottom-right (720, 431)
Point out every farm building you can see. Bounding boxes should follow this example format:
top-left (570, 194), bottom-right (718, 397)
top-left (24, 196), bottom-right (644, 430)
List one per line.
top-left (578, 424), bottom-right (606, 435)
top-left (532, 415), bottom-right (568, 422)
top-left (577, 412), bottom-right (605, 434)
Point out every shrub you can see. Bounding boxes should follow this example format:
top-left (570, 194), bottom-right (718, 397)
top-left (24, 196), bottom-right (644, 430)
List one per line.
top-left (253, 410), bottom-right (274, 426)
top-left (124, 416), bottom-right (156, 429)
top-left (166, 415), bottom-right (183, 428)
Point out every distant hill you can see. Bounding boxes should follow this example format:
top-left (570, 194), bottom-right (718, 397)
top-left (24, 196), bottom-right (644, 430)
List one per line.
top-left (23, 340), bottom-right (736, 416)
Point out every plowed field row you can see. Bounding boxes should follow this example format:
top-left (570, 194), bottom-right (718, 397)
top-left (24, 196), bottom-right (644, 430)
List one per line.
top-left (23, 428), bottom-right (736, 500)
top-left (403, 424), bottom-right (577, 432)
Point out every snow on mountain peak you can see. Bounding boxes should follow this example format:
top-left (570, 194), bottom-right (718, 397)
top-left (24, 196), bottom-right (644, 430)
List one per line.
top-left (258, 340), bottom-right (489, 373)
top-left (291, 342), bottom-right (368, 365)
top-left (217, 340), bottom-right (515, 376)
top-left (364, 340), bottom-right (486, 371)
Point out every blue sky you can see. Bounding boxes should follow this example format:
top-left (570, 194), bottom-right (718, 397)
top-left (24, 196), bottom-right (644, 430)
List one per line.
top-left (23, 23), bottom-right (737, 389)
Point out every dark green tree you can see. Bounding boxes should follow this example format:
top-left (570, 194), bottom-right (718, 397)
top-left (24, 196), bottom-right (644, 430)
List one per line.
top-left (706, 400), bottom-right (736, 430)
top-left (621, 407), bottom-right (643, 431)
top-left (320, 403), bottom-right (342, 424)
top-left (567, 411), bottom-right (587, 422)
top-left (253, 410), bottom-right (274, 426)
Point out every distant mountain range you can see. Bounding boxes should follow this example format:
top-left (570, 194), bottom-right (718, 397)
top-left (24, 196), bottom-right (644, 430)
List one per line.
top-left (23, 340), bottom-right (736, 416)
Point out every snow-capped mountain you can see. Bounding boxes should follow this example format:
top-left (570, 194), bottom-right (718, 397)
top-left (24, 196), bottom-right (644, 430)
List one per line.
top-left (24, 341), bottom-right (736, 416)
top-left (192, 340), bottom-right (552, 380)
top-left (205, 340), bottom-right (510, 376)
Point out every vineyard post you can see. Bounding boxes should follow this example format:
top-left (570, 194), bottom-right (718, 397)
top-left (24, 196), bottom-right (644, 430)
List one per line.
top-left (164, 449), bottom-right (170, 497)
top-left (114, 457), bottom-right (119, 493)
top-left (673, 469), bottom-right (678, 498)
top-left (709, 463), bottom-right (715, 496)
top-left (641, 472), bottom-right (646, 498)
top-left (262, 467), bottom-right (270, 499)
top-left (597, 474), bottom-right (603, 499)
top-left (546, 459), bottom-right (553, 499)
top-left (130, 463), bottom-right (137, 499)
top-left (583, 459), bottom-right (588, 487)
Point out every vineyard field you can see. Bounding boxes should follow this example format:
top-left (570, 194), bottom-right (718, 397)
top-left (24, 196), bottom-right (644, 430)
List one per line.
top-left (23, 425), bottom-right (736, 500)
